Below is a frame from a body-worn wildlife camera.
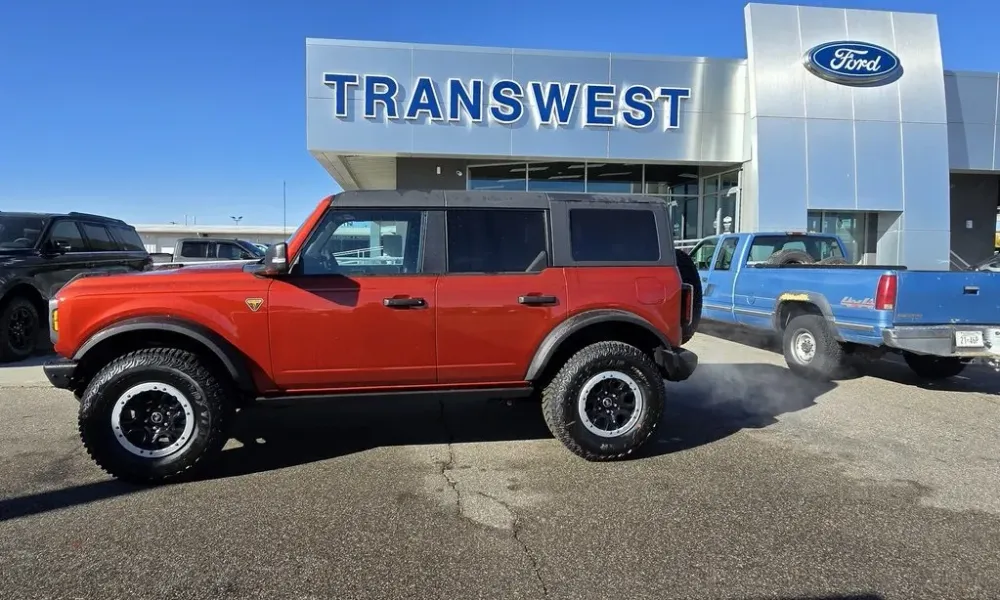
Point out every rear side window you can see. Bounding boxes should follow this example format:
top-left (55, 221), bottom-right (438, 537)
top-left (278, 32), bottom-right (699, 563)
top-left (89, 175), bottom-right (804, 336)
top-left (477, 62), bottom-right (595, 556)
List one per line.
top-left (569, 208), bottom-right (659, 262)
top-left (446, 209), bottom-right (548, 273)
top-left (181, 241), bottom-right (210, 258)
top-left (110, 225), bottom-right (147, 252)
top-left (80, 223), bottom-right (118, 251)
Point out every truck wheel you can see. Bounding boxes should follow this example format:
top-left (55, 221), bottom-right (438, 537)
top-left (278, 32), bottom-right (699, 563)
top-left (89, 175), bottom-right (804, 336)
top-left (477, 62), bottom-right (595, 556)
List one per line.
top-left (903, 353), bottom-right (967, 380)
top-left (766, 249), bottom-right (815, 265)
top-left (78, 348), bottom-right (234, 484)
top-left (0, 295), bottom-right (39, 362)
top-left (675, 248), bottom-right (702, 344)
top-left (541, 341), bottom-right (664, 461)
top-left (782, 314), bottom-right (845, 380)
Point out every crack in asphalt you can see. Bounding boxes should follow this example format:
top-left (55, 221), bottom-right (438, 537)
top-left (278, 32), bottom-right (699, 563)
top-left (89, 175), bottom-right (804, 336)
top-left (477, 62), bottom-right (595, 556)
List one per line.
top-left (435, 399), bottom-right (549, 598)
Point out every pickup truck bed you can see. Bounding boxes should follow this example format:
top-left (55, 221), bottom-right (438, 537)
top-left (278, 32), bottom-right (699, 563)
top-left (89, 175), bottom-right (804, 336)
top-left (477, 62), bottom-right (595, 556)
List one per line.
top-left (691, 232), bottom-right (1000, 380)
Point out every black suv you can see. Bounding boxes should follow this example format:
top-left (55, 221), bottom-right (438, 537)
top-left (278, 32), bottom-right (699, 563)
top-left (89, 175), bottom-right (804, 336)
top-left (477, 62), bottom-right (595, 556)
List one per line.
top-left (0, 211), bottom-right (151, 362)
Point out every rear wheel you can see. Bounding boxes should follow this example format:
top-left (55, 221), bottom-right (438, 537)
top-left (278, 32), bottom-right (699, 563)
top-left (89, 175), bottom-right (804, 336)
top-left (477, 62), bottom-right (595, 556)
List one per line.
top-left (675, 249), bottom-right (702, 344)
top-left (541, 341), bottom-right (664, 461)
top-left (903, 353), bottom-right (967, 380)
top-left (78, 348), bottom-right (234, 484)
top-left (0, 296), bottom-right (39, 362)
top-left (782, 314), bottom-right (845, 380)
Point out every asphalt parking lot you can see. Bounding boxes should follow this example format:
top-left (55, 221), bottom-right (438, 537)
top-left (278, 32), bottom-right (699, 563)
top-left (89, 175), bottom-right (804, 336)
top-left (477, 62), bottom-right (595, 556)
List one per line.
top-left (2, 331), bottom-right (1000, 600)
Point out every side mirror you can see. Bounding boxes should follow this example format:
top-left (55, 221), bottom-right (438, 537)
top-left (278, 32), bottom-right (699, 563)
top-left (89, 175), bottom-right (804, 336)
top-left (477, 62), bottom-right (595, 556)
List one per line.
top-left (261, 242), bottom-right (289, 276)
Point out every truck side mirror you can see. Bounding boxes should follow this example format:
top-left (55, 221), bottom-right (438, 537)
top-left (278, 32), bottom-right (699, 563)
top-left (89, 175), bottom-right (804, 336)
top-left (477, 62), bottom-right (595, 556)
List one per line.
top-left (44, 240), bottom-right (72, 256)
top-left (261, 242), bottom-right (289, 276)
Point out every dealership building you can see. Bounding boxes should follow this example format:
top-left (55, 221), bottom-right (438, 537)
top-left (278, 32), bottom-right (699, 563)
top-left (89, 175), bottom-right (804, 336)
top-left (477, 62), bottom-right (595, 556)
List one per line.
top-left (305, 2), bottom-right (1000, 270)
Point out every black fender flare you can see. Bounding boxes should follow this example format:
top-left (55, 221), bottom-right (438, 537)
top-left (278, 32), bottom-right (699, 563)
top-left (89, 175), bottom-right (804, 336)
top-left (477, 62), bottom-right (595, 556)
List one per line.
top-left (772, 291), bottom-right (838, 334)
top-left (523, 309), bottom-right (671, 381)
top-left (73, 316), bottom-right (256, 394)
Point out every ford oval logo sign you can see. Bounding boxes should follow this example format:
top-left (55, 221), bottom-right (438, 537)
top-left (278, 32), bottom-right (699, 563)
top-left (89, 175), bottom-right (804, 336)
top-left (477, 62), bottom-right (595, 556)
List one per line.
top-left (804, 41), bottom-right (902, 87)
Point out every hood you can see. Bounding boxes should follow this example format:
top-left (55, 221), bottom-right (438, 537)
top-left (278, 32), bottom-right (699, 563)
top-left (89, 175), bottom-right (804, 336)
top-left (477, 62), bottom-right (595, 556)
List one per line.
top-left (61, 260), bottom-right (260, 297)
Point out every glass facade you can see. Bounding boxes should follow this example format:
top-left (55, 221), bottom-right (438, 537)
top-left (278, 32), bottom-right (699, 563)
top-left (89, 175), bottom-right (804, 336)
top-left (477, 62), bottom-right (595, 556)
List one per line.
top-left (466, 162), bottom-right (741, 244)
top-left (807, 210), bottom-right (879, 264)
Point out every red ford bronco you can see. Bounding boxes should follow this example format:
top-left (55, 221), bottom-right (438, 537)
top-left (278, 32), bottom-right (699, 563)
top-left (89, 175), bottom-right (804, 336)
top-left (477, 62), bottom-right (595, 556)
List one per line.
top-left (43, 190), bottom-right (703, 484)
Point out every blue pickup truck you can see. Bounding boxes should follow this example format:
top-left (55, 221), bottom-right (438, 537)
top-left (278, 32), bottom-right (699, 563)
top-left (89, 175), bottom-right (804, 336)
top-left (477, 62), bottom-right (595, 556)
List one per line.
top-left (688, 231), bottom-right (1000, 380)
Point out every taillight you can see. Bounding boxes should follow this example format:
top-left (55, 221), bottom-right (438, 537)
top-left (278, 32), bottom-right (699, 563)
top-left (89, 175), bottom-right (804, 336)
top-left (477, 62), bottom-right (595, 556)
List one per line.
top-left (875, 274), bottom-right (897, 311)
top-left (681, 283), bottom-right (694, 326)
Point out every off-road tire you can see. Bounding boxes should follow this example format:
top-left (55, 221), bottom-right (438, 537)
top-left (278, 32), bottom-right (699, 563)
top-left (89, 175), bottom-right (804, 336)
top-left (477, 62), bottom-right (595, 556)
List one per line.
top-left (903, 353), bottom-right (967, 380)
top-left (818, 256), bottom-right (850, 265)
top-left (675, 248), bottom-right (703, 344)
top-left (0, 295), bottom-right (39, 362)
top-left (782, 314), bottom-right (845, 380)
top-left (78, 348), bottom-right (234, 484)
top-left (541, 341), bottom-right (664, 461)
top-left (766, 249), bottom-right (815, 265)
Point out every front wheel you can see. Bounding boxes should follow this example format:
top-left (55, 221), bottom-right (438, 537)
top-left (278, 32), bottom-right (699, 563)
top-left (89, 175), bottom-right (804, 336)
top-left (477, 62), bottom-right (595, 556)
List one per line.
top-left (903, 353), bottom-right (967, 380)
top-left (0, 296), bottom-right (39, 362)
top-left (78, 348), bottom-right (234, 484)
top-left (782, 314), bottom-right (845, 380)
top-left (541, 341), bottom-right (665, 461)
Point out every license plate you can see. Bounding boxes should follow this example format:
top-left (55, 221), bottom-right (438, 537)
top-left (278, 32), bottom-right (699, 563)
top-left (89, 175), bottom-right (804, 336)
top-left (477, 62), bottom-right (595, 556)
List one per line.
top-left (955, 331), bottom-right (984, 348)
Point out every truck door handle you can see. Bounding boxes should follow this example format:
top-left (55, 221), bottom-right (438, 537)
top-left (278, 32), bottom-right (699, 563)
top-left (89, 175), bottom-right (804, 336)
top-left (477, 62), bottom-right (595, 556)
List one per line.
top-left (518, 295), bottom-right (558, 306)
top-left (383, 297), bottom-right (426, 308)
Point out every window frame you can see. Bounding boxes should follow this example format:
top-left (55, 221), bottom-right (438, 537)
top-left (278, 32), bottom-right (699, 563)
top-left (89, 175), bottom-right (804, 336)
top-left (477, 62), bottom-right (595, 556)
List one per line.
top-left (288, 207), bottom-right (443, 277)
top-left (442, 207), bottom-right (552, 276)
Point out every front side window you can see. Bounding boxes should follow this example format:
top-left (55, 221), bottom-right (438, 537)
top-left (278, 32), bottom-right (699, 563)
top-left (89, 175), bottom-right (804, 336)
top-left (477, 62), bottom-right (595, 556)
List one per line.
top-left (180, 241), bottom-right (210, 258)
top-left (446, 209), bottom-right (548, 273)
top-left (569, 208), bottom-right (659, 262)
top-left (0, 216), bottom-right (46, 249)
top-left (689, 237), bottom-right (718, 270)
top-left (46, 220), bottom-right (85, 251)
top-left (298, 210), bottom-right (425, 276)
top-left (713, 237), bottom-right (739, 271)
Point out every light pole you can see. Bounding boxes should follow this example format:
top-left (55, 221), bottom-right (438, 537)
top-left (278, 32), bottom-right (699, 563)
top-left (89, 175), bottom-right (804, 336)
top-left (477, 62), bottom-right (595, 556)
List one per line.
top-left (230, 216), bottom-right (243, 226)
top-left (282, 180), bottom-right (287, 236)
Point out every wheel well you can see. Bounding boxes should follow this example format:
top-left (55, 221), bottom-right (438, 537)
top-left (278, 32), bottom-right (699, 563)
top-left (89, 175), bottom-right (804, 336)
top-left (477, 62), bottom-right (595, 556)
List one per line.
top-left (534, 321), bottom-right (664, 386)
top-left (73, 329), bottom-right (237, 397)
top-left (775, 301), bottom-right (823, 331)
top-left (0, 284), bottom-right (46, 319)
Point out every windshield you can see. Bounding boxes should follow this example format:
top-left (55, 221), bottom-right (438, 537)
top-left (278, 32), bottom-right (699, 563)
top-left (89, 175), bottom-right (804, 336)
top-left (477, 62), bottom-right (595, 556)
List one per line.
top-left (0, 216), bottom-right (46, 250)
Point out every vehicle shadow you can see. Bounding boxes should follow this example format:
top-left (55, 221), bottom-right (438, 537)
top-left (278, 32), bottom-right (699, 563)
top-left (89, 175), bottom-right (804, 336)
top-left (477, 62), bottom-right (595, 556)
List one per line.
top-left (209, 362), bottom-right (831, 479)
top-left (0, 363), bottom-right (831, 521)
top-left (697, 322), bottom-right (1000, 395)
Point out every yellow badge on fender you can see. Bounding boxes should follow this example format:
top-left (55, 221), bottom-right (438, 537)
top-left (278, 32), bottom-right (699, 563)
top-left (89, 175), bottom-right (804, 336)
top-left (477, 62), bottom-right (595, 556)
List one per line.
top-left (245, 298), bottom-right (264, 312)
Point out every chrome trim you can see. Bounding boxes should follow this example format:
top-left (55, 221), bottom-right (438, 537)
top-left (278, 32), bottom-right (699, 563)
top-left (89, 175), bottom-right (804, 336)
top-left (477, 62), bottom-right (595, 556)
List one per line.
top-left (733, 307), bottom-right (773, 317)
top-left (833, 320), bottom-right (876, 332)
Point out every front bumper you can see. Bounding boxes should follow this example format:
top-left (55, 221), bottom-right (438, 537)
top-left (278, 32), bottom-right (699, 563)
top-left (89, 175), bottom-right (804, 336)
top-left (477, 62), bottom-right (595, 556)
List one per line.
top-left (882, 325), bottom-right (1000, 358)
top-left (43, 357), bottom-right (78, 390)
top-left (655, 347), bottom-right (698, 382)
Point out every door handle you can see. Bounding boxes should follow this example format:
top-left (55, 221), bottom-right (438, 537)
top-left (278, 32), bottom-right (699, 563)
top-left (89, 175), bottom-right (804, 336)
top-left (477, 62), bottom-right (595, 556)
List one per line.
top-left (518, 294), bottom-right (558, 306)
top-left (383, 297), bottom-right (426, 308)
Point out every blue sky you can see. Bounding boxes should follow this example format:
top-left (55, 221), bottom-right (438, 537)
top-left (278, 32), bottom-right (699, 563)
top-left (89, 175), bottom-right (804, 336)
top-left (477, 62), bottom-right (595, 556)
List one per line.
top-left (1, 0), bottom-right (997, 227)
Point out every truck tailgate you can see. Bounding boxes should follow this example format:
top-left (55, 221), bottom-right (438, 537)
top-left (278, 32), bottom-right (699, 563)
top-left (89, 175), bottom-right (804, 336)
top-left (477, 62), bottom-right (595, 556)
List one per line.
top-left (895, 271), bottom-right (1000, 325)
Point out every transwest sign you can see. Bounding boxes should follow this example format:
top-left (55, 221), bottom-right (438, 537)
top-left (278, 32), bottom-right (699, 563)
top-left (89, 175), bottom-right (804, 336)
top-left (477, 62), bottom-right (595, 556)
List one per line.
top-left (322, 74), bottom-right (692, 129)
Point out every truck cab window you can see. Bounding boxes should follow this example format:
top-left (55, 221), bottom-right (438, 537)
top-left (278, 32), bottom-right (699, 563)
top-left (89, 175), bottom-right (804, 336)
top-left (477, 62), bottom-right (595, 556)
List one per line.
top-left (46, 220), bottom-right (86, 251)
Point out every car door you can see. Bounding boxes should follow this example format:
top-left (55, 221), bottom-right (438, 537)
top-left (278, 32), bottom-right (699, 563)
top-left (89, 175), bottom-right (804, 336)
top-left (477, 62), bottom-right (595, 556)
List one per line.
top-left (267, 207), bottom-right (440, 390)
top-left (700, 235), bottom-right (740, 323)
top-left (435, 207), bottom-right (567, 384)
top-left (35, 219), bottom-right (92, 298)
